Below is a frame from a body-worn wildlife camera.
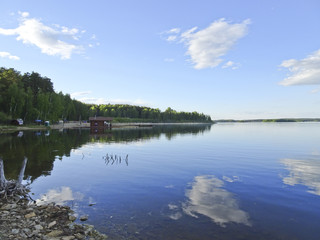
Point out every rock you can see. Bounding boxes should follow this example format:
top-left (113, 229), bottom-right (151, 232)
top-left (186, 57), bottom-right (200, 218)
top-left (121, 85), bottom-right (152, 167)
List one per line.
top-left (1, 203), bottom-right (17, 210)
top-left (69, 215), bottom-right (76, 221)
top-left (46, 230), bottom-right (63, 237)
top-left (20, 232), bottom-right (28, 238)
top-left (23, 228), bottom-right (31, 233)
top-left (74, 233), bottom-right (85, 239)
top-left (11, 229), bottom-right (19, 234)
top-left (61, 236), bottom-right (76, 240)
top-left (34, 224), bottom-right (43, 230)
top-left (48, 220), bottom-right (57, 228)
top-left (80, 215), bottom-right (88, 221)
top-left (25, 212), bottom-right (36, 218)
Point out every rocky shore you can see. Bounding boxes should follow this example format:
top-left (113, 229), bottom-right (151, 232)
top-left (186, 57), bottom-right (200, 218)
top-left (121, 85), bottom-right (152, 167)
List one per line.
top-left (0, 197), bottom-right (108, 240)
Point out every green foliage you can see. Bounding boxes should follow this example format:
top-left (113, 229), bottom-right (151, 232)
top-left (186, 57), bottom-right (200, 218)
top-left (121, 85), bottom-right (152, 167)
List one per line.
top-left (0, 67), bottom-right (213, 123)
top-left (0, 112), bottom-right (10, 124)
top-left (93, 104), bottom-right (212, 123)
top-left (0, 67), bottom-right (89, 123)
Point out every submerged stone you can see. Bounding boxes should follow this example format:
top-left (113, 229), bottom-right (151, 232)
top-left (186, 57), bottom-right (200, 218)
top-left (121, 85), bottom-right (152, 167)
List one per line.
top-left (80, 215), bottom-right (88, 221)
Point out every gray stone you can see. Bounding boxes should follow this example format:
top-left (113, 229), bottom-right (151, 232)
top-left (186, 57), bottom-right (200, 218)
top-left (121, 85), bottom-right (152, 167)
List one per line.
top-left (69, 215), bottom-right (76, 221)
top-left (23, 228), bottom-right (31, 233)
top-left (46, 230), bottom-right (63, 237)
top-left (1, 203), bottom-right (17, 210)
top-left (74, 233), bottom-right (85, 239)
top-left (48, 220), bottom-right (57, 228)
top-left (61, 236), bottom-right (76, 240)
top-left (34, 224), bottom-right (43, 230)
top-left (25, 212), bottom-right (36, 218)
top-left (11, 229), bottom-right (19, 234)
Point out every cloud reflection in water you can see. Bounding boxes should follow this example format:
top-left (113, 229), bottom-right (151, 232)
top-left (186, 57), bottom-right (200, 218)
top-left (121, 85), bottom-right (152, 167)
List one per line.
top-left (281, 158), bottom-right (320, 196)
top-left (36, 186), bottom-right (84, 205)
top-left (166, 175), bottom-right (250, 227)
top-left (182, 175), bottom-right (251, 227)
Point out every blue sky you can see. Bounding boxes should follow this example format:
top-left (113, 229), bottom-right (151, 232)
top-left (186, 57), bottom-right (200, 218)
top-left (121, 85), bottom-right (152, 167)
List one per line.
top-left (0, 0), bottom-right (319, 119)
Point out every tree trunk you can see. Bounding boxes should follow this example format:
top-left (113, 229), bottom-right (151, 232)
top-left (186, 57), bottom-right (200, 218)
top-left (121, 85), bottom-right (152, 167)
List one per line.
top-left (0, 158), bottom-right (7, 189)
top-left (18, 158), bottom-right (27, 184)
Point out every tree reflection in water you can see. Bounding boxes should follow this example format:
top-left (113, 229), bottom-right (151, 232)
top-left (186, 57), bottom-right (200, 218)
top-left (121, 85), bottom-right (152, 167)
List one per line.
top-left (0, 157), bottom-right (29, 199)
top-left (0, 124), bottom-right (211, 183)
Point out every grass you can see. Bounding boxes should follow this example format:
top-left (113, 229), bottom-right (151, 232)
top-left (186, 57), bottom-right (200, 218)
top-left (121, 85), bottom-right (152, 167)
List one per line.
top-left (0, 124), bottom-right (47, 133)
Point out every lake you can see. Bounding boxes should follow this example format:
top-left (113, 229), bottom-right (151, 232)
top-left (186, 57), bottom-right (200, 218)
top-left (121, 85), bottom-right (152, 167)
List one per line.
top-left (1, 123), bottom-right (320, 240)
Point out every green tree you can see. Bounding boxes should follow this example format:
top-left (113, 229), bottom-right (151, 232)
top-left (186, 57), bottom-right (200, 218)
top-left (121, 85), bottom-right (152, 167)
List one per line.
top-left (36, 92), bottom-right (50, 120)
top-left (7, 83), bottom-right (25, 118)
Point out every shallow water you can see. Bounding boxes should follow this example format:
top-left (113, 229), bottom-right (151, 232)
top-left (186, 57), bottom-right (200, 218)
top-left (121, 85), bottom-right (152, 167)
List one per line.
top-left (1, 123), bottom-right (320, 239)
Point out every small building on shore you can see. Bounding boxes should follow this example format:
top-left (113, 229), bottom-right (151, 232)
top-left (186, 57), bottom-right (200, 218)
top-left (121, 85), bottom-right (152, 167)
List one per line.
top-left (89, 117), bottom-right (113, 129)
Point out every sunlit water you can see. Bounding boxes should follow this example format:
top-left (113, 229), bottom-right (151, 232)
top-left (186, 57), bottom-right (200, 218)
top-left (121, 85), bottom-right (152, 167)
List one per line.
top-left (1, 123), bottom-right (320, 239)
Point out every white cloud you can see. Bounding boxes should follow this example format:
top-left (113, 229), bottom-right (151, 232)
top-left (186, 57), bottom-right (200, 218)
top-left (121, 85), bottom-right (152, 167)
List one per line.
top-left (71, 91), bottom-right (92, 98)
top-left (165, 28), bottom-right (181, 42)
top-left (166, 35), bottom-right (177, 42)
top-left (222, 60), bottom-right (240, 69)
top-left (279, 49), bottom-right (320, 86)
top-left (164, 19), bottom-right (250, 69)
top-left (61, 26), bottom-right (79, 35)
top-left (168, 28), bottom-right (181, 34)
top-left (72, 93), bottom-right (149, 106)
top-left (18, 11), bottom-right (29, 18)
top-left (0, 51), bottom-right (20, 60)
top-left (164, 58), bottom-right (174, 62)
top-left (0, 12), bottom-right (84, 59)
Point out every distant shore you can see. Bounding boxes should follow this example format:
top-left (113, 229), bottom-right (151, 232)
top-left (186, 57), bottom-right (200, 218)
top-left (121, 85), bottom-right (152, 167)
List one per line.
top-left (215, 118), bottom-right (320, 123)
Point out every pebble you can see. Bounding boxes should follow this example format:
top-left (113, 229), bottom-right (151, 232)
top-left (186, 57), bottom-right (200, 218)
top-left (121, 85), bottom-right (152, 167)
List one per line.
top-left (46, 230), bottom-right (63, 237)
top-left (11, 229), bottom-right (19, 234)
top-left (61, 236), bottom-right (76, 240)
top-left (24, 212), bottom-right (36, 218)
top-left (34, 224), bottom-right (43, 230)
top-left (48, 220), bottom-right (57, 228)
top-left (69, 215), bottom-right (76, 221)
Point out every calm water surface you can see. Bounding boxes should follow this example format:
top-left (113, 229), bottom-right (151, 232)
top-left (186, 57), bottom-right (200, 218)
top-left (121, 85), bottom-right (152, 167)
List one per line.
top-left (1, 123), bottom-right (320, 239)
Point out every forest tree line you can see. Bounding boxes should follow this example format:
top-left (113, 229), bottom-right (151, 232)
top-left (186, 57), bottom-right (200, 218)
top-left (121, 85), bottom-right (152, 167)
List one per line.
top-left (0, 67), bottom-right (212, 124)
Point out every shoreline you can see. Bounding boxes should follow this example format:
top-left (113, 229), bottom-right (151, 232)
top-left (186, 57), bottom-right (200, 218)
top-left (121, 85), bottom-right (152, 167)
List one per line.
top-left (0, 197), bottom-right (108, 239)
top-left (0, 160), bottom-right (107, 239)
top-left (0, 121), bottom-right (213, 133)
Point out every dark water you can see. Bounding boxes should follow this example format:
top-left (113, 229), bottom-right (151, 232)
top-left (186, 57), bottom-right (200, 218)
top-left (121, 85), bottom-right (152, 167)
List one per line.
top-left (1, 123), bottom-right (320, 240)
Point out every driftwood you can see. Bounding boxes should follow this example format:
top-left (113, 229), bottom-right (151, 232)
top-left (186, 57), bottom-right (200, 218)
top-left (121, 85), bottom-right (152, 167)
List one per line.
top-left (0, 157), bottom-right (30, 201)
